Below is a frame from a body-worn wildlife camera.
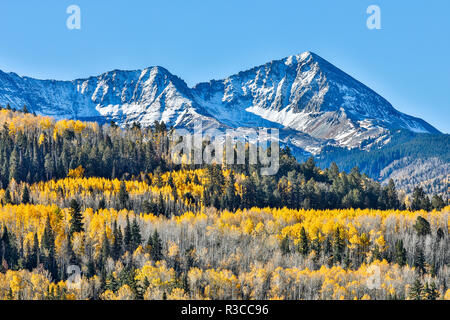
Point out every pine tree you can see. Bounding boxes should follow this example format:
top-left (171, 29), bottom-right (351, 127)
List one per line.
top-left (411, 187), bottom-right (431, 211)
top-left (9, 148), bottom-right (22, 182)
top-left (97, 197), bottom-right (106, 210)
top-left (157, 193), bottom-right (165, 217)
top-left (414, 216), bottom-right (431, 237)
top-left (408, 278), bottom-right (423, 300)
top-left (423, 282), bottom-right (439, 300)
top-left (69, 199), bottom-right (83, 235)
top-left (241, 176), bottom-right (257, 209)
top-left (431, 195), bottom-right (445, 210)
top-left (66, 235), bottom-right (77, 265)
top-left (142, 199), bottom-right (157, 215)
top-left (182, 272), bottom-right (190, 295)
top-left (394, 239), bottom-right (407, 267)
top-left (101, 231), bottom-right (111, 262)
top-left (298, 227), bottom-right (309, 256)
top-left (280, 235), bottom-right (290, 255)
top-left (414, 245), bottom-right (426, 275)
top-left (124, 215), bottom-right (133, 252)
top-left (41, 217), bottom-right (55, 253)
top-left (381, 179), bottom-right (400, 209)
top-left (3, 188), bottom-right (12, 204)
top-left (131, 218), bottom-right (142, 251)
top-left (436, 228), bottom-right (445, 241)
top-left (332, 227), bottom-right (345, 264)
top-left (311, 233), bottom-right (322, 256)
top-left (112, 221), bottom-right (123, 260)
top-left (27, 233), bottom-right (39, 270)
top-left (167, 174), bottom-right (174, 188)
top-left (41, 217), bottom-right (58, 281)
top-left (21, 185), bottom-right (30, 204)
top-left (118, 181), bottom-right (129, 209)
top-left (149, 230), bottom-right (163, 262)
top-left (1, 226), bottom-right (18, 269)
top-left (224, 172), bottom-right (239, 210)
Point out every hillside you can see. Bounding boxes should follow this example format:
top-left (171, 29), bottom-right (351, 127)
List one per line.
top-left (315, 131), bottom-right (449, 197)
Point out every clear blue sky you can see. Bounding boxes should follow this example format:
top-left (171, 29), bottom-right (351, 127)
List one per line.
top-left (0, 0), bottom-right (449, 132)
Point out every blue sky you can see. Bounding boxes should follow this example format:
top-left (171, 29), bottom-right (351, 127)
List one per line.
top-left (0, 0), bottom-right (449, 132)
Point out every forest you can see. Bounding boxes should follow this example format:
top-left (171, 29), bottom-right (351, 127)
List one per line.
top-left (0, 107), bottom-right (448, 300)
top-left (315, 130), bottom-right (450, 197)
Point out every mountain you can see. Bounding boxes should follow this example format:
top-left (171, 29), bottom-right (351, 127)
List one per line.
top-left (0, 66), bottom-right (222, 129)
top-left (0, 52), bottom-right (440, 146)
top-left (315, 130), bottom-right (449, 197)
top-left (193, 52), bottom-right (439, 147)
top-left (0, 51), bottom-right (446, 195)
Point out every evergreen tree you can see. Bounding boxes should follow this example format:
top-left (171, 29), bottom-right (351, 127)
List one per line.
top-left (414, 216), bottom-right (431, 236)
top-left (22, 105), bottom-right (30, 113)
top-left (21, 185), bottom-right (30, 204)
top-left (69, 199), bottom-right (83, 236)
top-left (380, 179), bottom-right (400, 209)
top-left (408, 278), bottom-right (423, 300)
top-left (298, 227), bottom-right (309, 256)
top-left (26, 233), bottom-right (39, 270)
top-left (436, 228), bottom-right (445, 241)
top-left (423, 282), bottom-right (439, 300)
top-left (142, 199), bottom-right (157, 215)
top-left (149, 230), bottom-right (163, 262)
top-left (101, 231), bottom-right (111, 262)
top-left (41, 217), bottom-right (55, 253)
top-left (332, 227), bottom-right (345, 264)
top-left (224, 172), bottom-right (239, 210)
top-left (394, 239), bottom-right (407, 267)
top-left (280, 235), bottom-right (290, 256)
top-left (66, 235), bottom-right (77, 265)
top-left (97, 197), bottom-right (106, 210)
top-left (1, 226), bottom-right (18, 269)
top-left (3, 188), bottom-right (12, 204)
top-left (41, 217), bottom-right (58, 281)
top-left (118, 181), bottom-right (129, 210)
top-left (9, 148), bottom-right (22, 182)
top-left (411, 187), bottom-right (431, 211)
top-left (156, 193), bottom-right (165, 217)
top-left (413, 245), bottom-right (426, 275)
top-left (131, 218), bottom-right (142, 251)
top-left (241, 176), bottom-right (257, 209)
top-left (431, 195), bottom-right (445, 210)
top-left (124, 215), bottom-right (133, 252)
top-left (112, 221), bottom-right (123, 260)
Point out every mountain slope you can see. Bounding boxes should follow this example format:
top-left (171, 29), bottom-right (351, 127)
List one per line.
top-left (315, 130), bottom-right (449, 197)
top-left (0, 51), bottom-right (440, 151)
top-left (0, 66), bottom-right (223, 129)
top-left (192, 52), bottom-right (440, 148)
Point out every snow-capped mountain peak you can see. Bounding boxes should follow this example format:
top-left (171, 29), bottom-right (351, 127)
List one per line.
top-left (0, 52), bottom-right (440, 154)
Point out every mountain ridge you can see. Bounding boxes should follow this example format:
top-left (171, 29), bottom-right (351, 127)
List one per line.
top-left (0, 51), bottom-right (441, 154)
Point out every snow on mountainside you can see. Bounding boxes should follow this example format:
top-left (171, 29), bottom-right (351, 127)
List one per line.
top-left (192, 52), bottom-right (439, 148)
top-left (0, 66), bottom-right (222, 129)
top-left (0, 51), bottom-right (441, 154)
